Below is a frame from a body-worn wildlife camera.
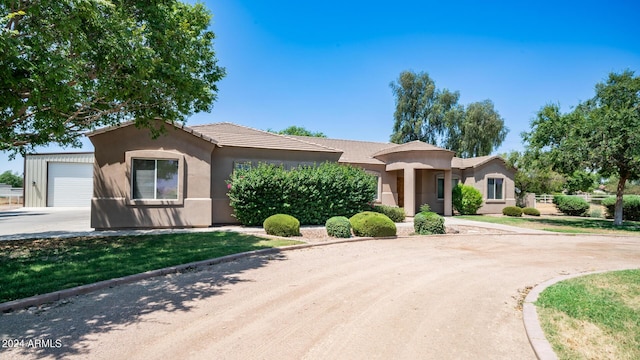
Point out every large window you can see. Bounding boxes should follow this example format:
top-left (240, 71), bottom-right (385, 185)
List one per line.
top-left (437, 177), bottom-right (459, 200)
top-left (132, 159), bottom-right (179, 200)
top-left (487, 177), bottom-right (504, 200)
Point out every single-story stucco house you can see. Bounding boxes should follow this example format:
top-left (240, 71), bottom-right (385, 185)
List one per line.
top-left (88, 121), bottom-right (515, 229)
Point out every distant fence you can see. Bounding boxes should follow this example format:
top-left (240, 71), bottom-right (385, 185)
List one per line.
top-left (0, 185), bottom-right (23, 205)
top-left (535, 194), bottom-right (610, 204)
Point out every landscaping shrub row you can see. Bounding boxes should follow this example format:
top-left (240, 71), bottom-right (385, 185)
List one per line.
top-left (371, 204), bottom-right (406, 222)
top-left (228, 162), bottom-right (377, 226)
top-left (554, 196), bottom-right (590, 217)
top-left (502, 206), bottom-right (540, 217)
top-left (265, 212), bottom-right (398, 238)
top-left (601, 195), bottom-right (640, 221)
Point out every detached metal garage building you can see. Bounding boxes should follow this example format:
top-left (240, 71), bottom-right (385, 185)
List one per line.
top-left (24, 153), bottom-right (95, 207)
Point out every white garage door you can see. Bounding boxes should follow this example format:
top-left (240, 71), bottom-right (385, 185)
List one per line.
top-left (47, 163), bottom-right (93, 207)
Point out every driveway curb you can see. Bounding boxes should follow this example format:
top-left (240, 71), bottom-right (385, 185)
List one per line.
top-left (522, 268), bottom-right (639, 360)
top-left (0, 236), bottom-right (383, 313)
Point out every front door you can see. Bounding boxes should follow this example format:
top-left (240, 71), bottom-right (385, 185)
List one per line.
top-left (397, 175), bottom-right (404, 208)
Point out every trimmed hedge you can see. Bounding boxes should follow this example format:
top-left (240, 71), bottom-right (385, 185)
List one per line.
top-left (414, 211), bottom-right (445, 235)
top-left (452, 184), bottom-right (483, 215)
top-left (522, 207), bottom-right (541, 216)
top-left (263, 214), bottom-right (300, 237)
top-left (601, 195), bottom-right (640, 221)
top-left (371, 204), bottom-right (406, 223)
top-left (502, 206), bottom-right (523, 217)
top-left (349, 212), bottom-right (396, 237)
top-left (325, 216), bottom-right (352, 238)
top-left (227, 162), bottom-right (377, 226)
top-left (555, 196), bottom-right (590, 216)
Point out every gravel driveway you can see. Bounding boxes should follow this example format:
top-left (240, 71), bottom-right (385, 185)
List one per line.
top-left (1, 233), bottom-right (639, 359)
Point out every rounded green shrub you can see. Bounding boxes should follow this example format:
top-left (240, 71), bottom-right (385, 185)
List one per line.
top-left (325, 216), bottom-right (352, 238)
top-left (502, 206), bottom-right (523, 217)
top-left (555, 196), bottom-right (590, 216)
top-left (452, 184), bottom-right (484, 215)
top-left (522, 207), bottom-right (541, 216)
top-left (414, 211), bottom-right (445, 235)
top-left (372, 204), bottom-right (406, 222)
top-left (602, 195), bottom-right (640, 221)
top-left (349, 211), bottom-right (396, 237)
top-left (263, 214), bottom-right (300, 237)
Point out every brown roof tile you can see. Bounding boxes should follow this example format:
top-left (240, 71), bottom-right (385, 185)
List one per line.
top-left (372, 140), bottom-right (452, 157)
top-left (289, 136), bottom-right (394, 165)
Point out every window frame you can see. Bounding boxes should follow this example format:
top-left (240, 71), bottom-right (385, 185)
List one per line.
top-left (126, 150), bottom-right (184, 205)
top-left (486, 176), bottom-right (505, 202)
top-left (436, 174), bottom-right (459, 200)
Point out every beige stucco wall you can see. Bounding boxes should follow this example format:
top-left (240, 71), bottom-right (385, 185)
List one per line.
top-left (90, 124), bottom-right (215, 229)
top-left (211, 147), bottom-right (342, 224)
top-left (461, 159), bottom-right (516, 214)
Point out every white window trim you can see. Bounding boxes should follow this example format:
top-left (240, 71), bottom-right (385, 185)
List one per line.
top-left (126, 150), bottom-right (184, 206)
top-left (486, 175), bottom-right (506, 203)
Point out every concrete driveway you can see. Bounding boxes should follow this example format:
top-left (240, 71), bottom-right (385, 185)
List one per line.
top-left (0, 207), bottom-right (91, 239)
top-left (1, 233), bottom-right (639, 359)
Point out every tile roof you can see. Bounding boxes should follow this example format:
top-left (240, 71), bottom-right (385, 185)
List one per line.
top-left (188, 123), bottom-right (342, 153)
top-left (289, 136), bottom-right (393, 165)
top-left (372, 140), bottom-right (452, 157)
top-left (451, 155), bottom-right (500, 169)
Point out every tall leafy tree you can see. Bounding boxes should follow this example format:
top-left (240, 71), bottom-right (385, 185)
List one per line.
top-left (1, 0), bottom-right (225, 156)
top-left (523, 70), bottom-right (640, 225)
top-left (389, 70), bottom-right (508, 157)
top-left (0, 170), bottom-right (23, 187)
top-left (267, 126), bottom-right (327, 137)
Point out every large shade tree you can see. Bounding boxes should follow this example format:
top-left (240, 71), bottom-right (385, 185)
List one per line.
top-left (1, 0), bottom-right (225, 156)
top-left (389, 70), bottom-right (508, 157)
top-left (523, 70), bottom-right (640, 225)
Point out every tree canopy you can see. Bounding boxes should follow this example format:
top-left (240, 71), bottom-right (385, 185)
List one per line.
top-left (0, 170), bottom-right (23, 188)
top-left (389, 70), bottom-right (508, 157)
top-left (523, 70), bottom-right (640, 225)
top-left (267, 126), bottom-right (327, 138)
top-left (1, 0), bottom-right (225, 156)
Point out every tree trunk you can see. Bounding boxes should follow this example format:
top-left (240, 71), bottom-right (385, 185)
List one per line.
top-left (614, 175), bottom-right (627, 226)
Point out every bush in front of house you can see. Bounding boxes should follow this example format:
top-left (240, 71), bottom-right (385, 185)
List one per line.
top-left (452, 183), bottom-right (483, 215)
top-left (601, 195), bottom-right (640, 221)
top-left (371, 204), bottom-right (406, 223)
top-left (227, 162), bottom-right (377, 226)
top-left (325, 216), bottom-right (352, 238)
top-left (555, 196), bottom-right (590, 216)
top-left (502, 206), bottom-right (523, 217)
top-left (349, 211), bottom-right (396, 237)
top-left (522, 207), bottom-right (541, 216)
top-left (414, 211), bottom-right (446, 235)
top-left (263, 214), bottom-right (300, 237)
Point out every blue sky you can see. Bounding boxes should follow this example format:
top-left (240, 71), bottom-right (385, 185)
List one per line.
top-left (2, 0), bottom-right (640, 174)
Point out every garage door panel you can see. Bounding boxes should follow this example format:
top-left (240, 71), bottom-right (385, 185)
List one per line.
top-left (47, 163), bottom-right (93, 207)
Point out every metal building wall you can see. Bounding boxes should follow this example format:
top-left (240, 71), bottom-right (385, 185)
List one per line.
top-left (24, 153), bottom-right (95, 207)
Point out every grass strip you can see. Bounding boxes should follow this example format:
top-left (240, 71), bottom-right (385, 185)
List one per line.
top-left (535, 269), bottom-right (640, 359)
top-left (456, 215), bottom-right (640, 234)
top-left (0, 232), bottom-right (301, 303)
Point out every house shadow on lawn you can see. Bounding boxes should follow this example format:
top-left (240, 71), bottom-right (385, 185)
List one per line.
top-left (0, 251), bottom-right (288, 359)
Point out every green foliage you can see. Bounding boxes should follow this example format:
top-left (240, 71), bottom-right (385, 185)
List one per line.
top-left (227, 162), bottom-right (377, 226)
top-left (263, 214), bottom-right (300, 237)
top-left (0, 1), bottom-right (225, 155)
top-left (502, 151), bottom-right (566, 206)
top-left (389, 70), bottom-right (508, 157)
top-left (564, 170), bottom-right (598, 194)
top-left (589, 208), bottom-right (603, 219)
top-left (523, 70), bottom-right (640, 225)
top-left (414, 211), bottom-right (446, 235)
top-left (349, 212), bottom-right (397, 237)
top-left (325, 216), bottom-right (352, 238)
top-left (602, 196), bottom-right (640, 221)
top-left (419, 203), bottom-right (431, 213)
top-left (502, 206), bottom-right (523, 217)
top-left (267, 126), bottom-right (327, 138)
top-left (452, 183), bottom-right (483, 215)
top-left (522, 207), bottom-right (541, 216)
top-left (555, 196), bottom-right (590, 217)
top-left (0, 170), bottom-right (23, 187)
top-left (371, 204), bottom-right (406, 223)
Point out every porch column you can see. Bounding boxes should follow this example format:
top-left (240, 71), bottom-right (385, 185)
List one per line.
top-left (404, 167), bottom-right (415, 216)
top-left (444, 169), bottom-right (452, 216)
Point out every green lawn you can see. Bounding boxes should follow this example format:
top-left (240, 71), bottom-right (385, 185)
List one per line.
top-left (0, 232), bottom-right (301, 303)
top-left (535, 269), bottom-right (640, 359)
top-left (456, 215), bottom-right (640, 234)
